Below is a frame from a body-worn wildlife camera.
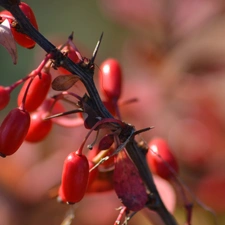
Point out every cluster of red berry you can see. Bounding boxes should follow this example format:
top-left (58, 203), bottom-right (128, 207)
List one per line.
top-left (0, 2), bottom-right (180, 224)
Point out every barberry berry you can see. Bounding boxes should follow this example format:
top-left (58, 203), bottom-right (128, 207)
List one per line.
top-left (99, 58), bottom-right (122, 102)
top-left (60, 151), bottom-right (89, 204)
top-left (25, 110), bottom-right (52, 142)
top-left (147, 137), bottom-right (179, 180)
top-left (0, 107), bottom-right (30, 157)
top-left (17, 72), bottom-right (52, 112)
top-left (0, 2), bottom-right (38, 48)
top-left (0, 86), bottom-right (10, 110)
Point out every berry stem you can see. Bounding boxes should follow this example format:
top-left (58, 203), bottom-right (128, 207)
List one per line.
top-left (29, 53), bottom-right (53, 76)
top-left (8, 53), bottom-right (52, 93)
top-left (19, 77), bottom-right (33, 111)
top-left (78, 118), bottom-right (124, 155)
top-left (8, 74), bottom-right (33, 93)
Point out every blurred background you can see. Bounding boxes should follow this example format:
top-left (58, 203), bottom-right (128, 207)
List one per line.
top-left (1, 0), bottom-right (225, 224)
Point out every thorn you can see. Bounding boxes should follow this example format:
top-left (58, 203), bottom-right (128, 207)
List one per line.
top-left (90, 32), bottom-right (103, 64)
top-left (44, 109), bottom-right (83, 120)
top-left (68, 31), bottom-right (74, 41)
top-left (133, 126), bottom-right (154, 136)
top-left (66, 33), bottom-right (83, 61)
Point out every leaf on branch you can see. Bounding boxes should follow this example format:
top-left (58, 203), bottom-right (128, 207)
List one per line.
top-left (52, 74), bottom-right (80, 91)
top-left (114, 150), bottom-right (148, 211)
top-left (0, 19), bottom-right (17, 64)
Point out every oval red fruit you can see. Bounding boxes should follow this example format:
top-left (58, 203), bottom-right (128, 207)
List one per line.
top-left (57, 185), bottom-right (67, 203)
top-left (0, 108), bottom-right (30, 157)
top-left (61, 152), bottom-right (89, 204)
top-left (11, 2), bottom-right (38, 48)
top-left (17, 72), bottom-right (52, 112)
top-left (147, 138), bottom-right (179, 180)
top-left (0, 86), bottom-right (10, 110)
top-left (25, 110), bottom-right (52, 142)
top-left (99, 58), bottom-right (122, 101)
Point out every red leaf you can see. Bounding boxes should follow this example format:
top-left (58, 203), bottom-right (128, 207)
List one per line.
top-left (114, 150), bottom-right (148, 211)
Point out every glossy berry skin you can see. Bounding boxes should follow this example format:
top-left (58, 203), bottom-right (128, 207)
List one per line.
top-left (61, 152), bottom-right (89, 204)
top-left (103, 100), bottom-right (116, 116)
top-left (99, 58), bottom-right (122, 102)
top-left (57, 185), bottom-right (66, 203)
top-left (0, 86), bottom-right (10, 110)
top-left (0, 3), bottom-right (38, 48)
top-left (25, 110), bottom-right (52, 142)
top-left (13, 2), bottom-right (38, 48)
top-left (147, 138), bottom-right (179, 180)
top-left (0, 108), bottom-right (30, 157)
top-left (17, 72), bottom-right (52, 112)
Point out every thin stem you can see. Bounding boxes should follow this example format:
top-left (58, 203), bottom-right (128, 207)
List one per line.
top-left (18, 77), bottom-right (33, 111)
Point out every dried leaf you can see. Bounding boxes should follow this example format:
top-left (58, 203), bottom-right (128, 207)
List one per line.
top-left (52, 74), bottom-right (80, 91)
top-left (82, 101), bottom-right (100, 129)
top-left (0, 19), bottom-right (17, 64)
top-left (114, 150), bottom-right (148, 211)
top-left (80, 94), bottom-right (100, 129)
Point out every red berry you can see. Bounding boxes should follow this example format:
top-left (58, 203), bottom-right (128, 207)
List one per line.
top-left (0, 3), bottom-right (38, 49)
top-left (25, 110), bottom-right (52, 142)
top-left (147, 138), bottom-right (179, 180)
top-left (103, 100), bottom-right (116, 116)
top-left (61, 152), bottom-right (89, 204)
top-left (0, 86), bottom-right (10, 110)
top-left (0, 107), bottom-right (30, 157)
top-left (99, 58), bottom-right (122, 102)
top-left (17, 72), bottom-right (52, 112)
top-left (12, 2), bottom-right (38, 48)
top-left (57, 185), bottom-right (67, 203)
top-left (58, 45), bottom-right (80, 74)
